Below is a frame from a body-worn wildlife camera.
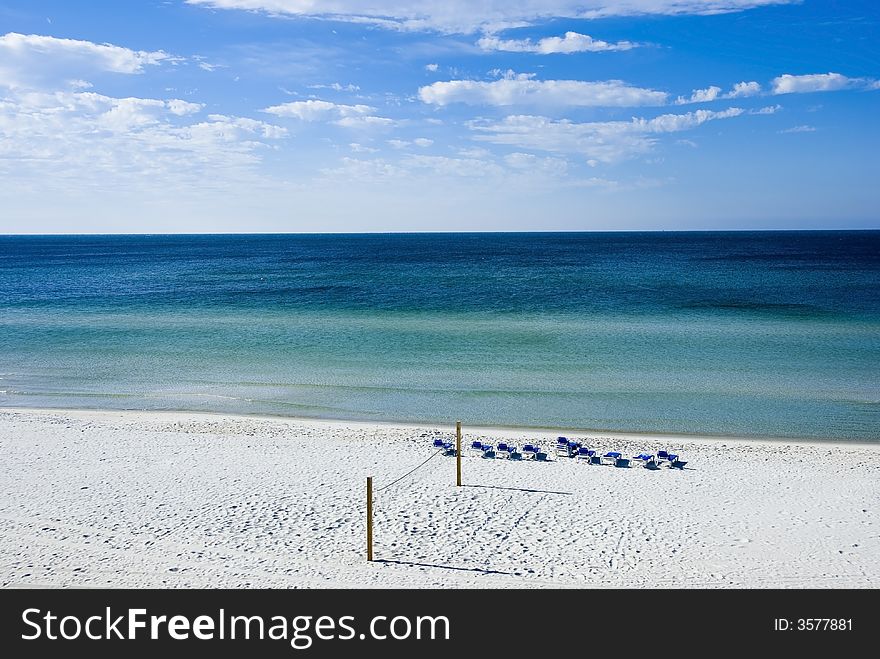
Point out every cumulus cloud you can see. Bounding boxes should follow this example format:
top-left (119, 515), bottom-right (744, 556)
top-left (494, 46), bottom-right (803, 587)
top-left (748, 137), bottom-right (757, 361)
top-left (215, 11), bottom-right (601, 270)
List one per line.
top-left (419, 73), bottom-right (667, 108)
top-left (0, 32), bottom-right (176, 89)
top-left (727, 80), bottom-right (761, 97)
top-left (185, 1), bottom-right (797, 34)
top-left (0, 88), bottom-right (286, 192)
top-left (425, 63), bottom-right (439, 72)
top-left (676, 81), bottom-right (762, 104)
top-left (167, 99), bottom-right (205, 116)
top-left (675, 86), bottom-right (722, 104)
top-left (771, 72), bottom-right (877, 94)
top-left (262, 99), bottom-right (374, 120)
top-left (469, 107), bottom-right (746, 163)
top-left (477, 31), bottom-right (637, 54)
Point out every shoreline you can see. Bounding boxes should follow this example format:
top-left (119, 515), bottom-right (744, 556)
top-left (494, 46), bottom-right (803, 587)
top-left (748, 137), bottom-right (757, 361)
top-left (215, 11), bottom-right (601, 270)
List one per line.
top-left (1, 404), bottom-right (877, 449)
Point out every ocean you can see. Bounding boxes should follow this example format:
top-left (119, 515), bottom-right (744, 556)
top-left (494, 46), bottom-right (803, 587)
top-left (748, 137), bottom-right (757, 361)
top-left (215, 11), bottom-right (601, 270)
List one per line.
top-left (1, 232), bottom-right (877, 441)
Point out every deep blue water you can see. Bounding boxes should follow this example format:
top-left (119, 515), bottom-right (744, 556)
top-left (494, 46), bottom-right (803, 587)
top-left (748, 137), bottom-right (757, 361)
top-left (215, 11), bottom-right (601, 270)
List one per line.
top-left (1, 232), bottom-right (878, 440)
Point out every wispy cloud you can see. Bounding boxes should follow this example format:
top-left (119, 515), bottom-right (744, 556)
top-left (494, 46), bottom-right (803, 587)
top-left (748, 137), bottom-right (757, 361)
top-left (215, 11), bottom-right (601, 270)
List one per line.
top-left (419, 72), bottom-right (667, 107)
top-left (469, 107), bottom-right (748, 163)
top-left (308, 82), bottom-right (361, 92)
top-left (477, 31), bottom-right (637, 54)
top-left (779, 124), bottom-right (816, 133)
top-left (185, 1), bottom-right (797, 34)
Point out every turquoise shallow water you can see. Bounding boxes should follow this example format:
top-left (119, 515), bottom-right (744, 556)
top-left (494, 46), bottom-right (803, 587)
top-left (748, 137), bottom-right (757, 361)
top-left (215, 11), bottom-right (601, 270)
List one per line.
top-left (1, 232), bottom-right (878, 440)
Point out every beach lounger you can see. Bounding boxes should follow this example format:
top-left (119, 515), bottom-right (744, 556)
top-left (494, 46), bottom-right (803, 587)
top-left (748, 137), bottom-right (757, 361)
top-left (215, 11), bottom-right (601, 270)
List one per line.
top-left (589, 455), bottom-right (601, 465)
top-left (470, 440), bottom-right (485, 455)
top-left (670, 457), bottom-right (688, 469)
top-left (555, 437), bottom-right (571, 457)
top-left (442, 442), bottom-right (457, 457)
top-left (576, 447), bottom-right (594, 462)
top-left (432, 438), bottom-right (446, 448)
top-left (602, 451), bottom-right (621, 465)
top-left (496, 442), bottom-right (510, 459)
top-left (522, 444), bottom-right (540, 460)
top-left (632, 453), bottom-right (654, 467)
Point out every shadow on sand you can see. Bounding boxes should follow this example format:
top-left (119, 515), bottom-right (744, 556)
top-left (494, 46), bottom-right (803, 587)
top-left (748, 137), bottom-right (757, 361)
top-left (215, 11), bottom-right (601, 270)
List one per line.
top-left (375, 559), bottom-right (517, 576)
top-left (463, 484), bottom-right (573, 496)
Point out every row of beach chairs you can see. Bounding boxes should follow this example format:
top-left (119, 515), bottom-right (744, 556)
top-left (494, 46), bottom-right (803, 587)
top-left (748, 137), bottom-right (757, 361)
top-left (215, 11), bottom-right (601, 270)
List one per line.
top-left (431, 438), bottom-right (548, 461)
top-left (555, 437), bottom-right (687, 469)
top-left (431, 437), bottom-right (687, 469)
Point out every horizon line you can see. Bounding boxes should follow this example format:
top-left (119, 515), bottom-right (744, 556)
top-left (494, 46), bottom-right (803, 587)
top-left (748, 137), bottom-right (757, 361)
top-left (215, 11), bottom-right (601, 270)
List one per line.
top-left (2, 227), bottom-right (879, 237)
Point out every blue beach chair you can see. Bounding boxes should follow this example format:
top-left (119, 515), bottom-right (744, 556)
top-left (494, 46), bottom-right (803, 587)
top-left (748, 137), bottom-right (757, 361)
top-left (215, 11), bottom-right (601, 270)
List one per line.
top-left (602, 451), bottom-right (621, 465)
top-left (576, 447), bottom-right (594, 462)
top-left (556, 437), bottom-right (571, 457)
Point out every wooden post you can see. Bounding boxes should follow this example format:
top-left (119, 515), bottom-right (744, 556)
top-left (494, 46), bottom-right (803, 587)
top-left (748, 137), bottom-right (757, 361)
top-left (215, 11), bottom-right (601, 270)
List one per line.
top-left (366, 476), bottom-right (373, 561)
top-left (456, 421), bottom-right (462, 487)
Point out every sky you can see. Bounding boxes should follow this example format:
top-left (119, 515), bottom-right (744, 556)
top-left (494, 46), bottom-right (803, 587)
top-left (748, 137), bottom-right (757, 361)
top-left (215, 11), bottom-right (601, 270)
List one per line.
top-left (0, 0), bottom-right (877, 233)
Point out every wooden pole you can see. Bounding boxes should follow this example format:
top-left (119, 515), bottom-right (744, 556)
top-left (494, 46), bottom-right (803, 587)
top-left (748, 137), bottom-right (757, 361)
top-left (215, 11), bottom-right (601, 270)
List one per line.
top-left (366, 476), bottom-right (373, 561)
top-left (456, 421), bottom-right (462, 487)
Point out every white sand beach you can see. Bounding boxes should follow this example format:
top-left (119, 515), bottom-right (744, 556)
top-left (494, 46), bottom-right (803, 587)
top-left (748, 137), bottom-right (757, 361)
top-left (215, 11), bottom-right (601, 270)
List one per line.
top-left (1, 408), bottom-right (877, 588)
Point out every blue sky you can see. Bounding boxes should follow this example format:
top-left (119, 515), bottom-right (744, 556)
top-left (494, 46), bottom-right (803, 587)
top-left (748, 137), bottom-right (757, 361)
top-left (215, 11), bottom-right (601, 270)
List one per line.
top-left (0, 0), bottom-right (877, 232)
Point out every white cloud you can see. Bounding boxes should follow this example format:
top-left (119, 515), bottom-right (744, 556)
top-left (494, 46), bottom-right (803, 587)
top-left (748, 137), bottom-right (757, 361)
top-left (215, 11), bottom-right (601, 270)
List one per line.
top-left (167, 99), bottom-right (205, 116)
top-left (675, 85), bottom-right (722, 104)
top-left (425, 63), bottom-right (439, 72)
top-left (262, 99), bottom-right (374, 120)
top-left (469, 107), bottom-right (746, 163)
top-left (0, 32), bottom-right (174, 88)
top-left (419, 74), bottom-right (667, 108)
top-left (387, 137), bottom-right (435, 149)
top-left (185, 1), bottom-right (797, 34)
top-left (349, 142), bottom-right (378, 153)
top-left (750, 104), bottom-right (781, 114)
top-left (308, 82), bottom-right (360, 92)
top-left (676, 81), bottom-right (762, 104)
top-left (727, 80), bottom-right (761, 98)
top-left (779, 125), bottom-right (816, 133)
top-left (0, 88), bottom-right (286, 193)
top-left (771, 72), bottom-right (877, 94)
top-left (478, 31), bottom-right (637, 54)
top-left (334, 115), bottom-right (396, 129)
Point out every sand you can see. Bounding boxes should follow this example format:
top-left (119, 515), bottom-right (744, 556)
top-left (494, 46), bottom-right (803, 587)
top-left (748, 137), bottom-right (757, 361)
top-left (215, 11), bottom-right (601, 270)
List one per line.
top-left (0, 407), bottom-right (877, 588)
